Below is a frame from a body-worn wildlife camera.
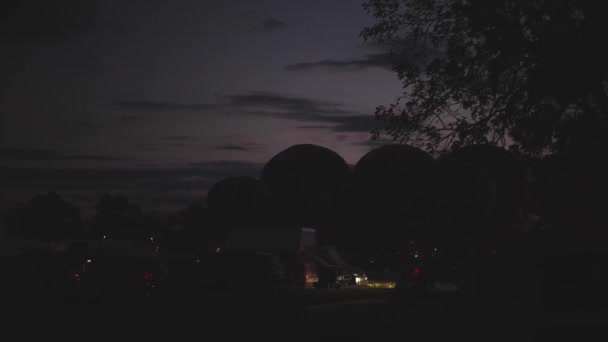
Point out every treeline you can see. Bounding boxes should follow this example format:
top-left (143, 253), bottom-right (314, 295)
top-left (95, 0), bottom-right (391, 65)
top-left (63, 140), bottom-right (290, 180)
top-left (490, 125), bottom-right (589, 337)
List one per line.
top-left (1, 192), bottom-right (225, 254)
top-left (3, 143), bottom-right (608, 258)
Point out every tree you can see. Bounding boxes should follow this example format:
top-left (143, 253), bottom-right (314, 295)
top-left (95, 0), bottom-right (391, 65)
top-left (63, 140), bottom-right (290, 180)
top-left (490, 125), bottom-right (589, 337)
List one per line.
top-left (361, 0), bottom-right (608, 157)
top-left (3, 192), bottom-right (84, 241)
top-left (89, 193), bottom-right (145, 242)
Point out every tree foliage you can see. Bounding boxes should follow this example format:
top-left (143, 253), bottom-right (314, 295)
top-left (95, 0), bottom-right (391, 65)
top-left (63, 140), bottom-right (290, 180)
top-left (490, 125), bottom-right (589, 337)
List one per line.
top-left (90, 193), bottom-right (144, 241)
top-left (361, 0), bottom-right (608, 157)
top-left (3, 192), bottom-right (83, 241)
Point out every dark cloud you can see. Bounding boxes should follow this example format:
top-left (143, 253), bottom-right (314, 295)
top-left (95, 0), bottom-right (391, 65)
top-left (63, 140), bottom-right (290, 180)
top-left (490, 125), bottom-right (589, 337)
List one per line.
top-left (354, 137), bottom-right (397, 149)
top-left (0, 148), bottom-right (125, 162)
top-left (158, 136), bottom-right (193, 141)
top-left (286, 42), bottom-right (444, 73)
top-left (61, 155), bottom-right (125, 161)
top-left (115, 101), bottom-right (215, 111)
top-left (217, 145), bottom-right (247, 151)
top-left (252, 18), bottom-right (287, 32)
top-left (294, 115), bottom-right (376, 133)
top-left (115, 91), bottom-right (376, 133)
top-left (117, 92), bottom-right (345, 117)
top-left (335, 134), bottom-right (349, 142)
top-left (2, 160), bottom-right (265, 216)
top-left (285, 53), bottom-right (392, 72)
top-left (214, 143), bottom-right (261, 151)
top-left (296, 125), bottom-right (333, 130)
top-left (1, 0), bottom-right (98, 45)
top-left (227, 92), bottom-right (375, 133)
top-left (327, 115), bottom-right (377, 132)
top-left (227, 92), bottom-right (346, 114)
top-left (296, 115), bottom-right (375, 132)
top-left (216, 144), bottom-right (247, 151)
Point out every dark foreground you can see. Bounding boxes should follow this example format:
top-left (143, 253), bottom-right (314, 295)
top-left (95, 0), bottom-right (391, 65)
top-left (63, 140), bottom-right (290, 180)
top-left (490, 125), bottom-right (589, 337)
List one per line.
top-left (6, 286), bottom-right (608, 342)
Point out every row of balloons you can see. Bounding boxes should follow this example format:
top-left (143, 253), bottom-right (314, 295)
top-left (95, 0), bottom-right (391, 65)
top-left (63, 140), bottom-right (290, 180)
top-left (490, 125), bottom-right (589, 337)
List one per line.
top-left (207, 143), bottom-right (529, 246)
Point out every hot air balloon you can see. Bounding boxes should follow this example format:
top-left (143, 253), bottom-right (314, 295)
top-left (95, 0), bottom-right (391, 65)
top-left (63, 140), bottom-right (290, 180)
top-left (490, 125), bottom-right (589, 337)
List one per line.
top-left (207, 176), bottom-right (270, 227)
top-left (533, 151), bottom-right (608, 242)
top-left (441, 144), bottom-right (526, 231)
top-left (425, 158), bottom-right (498, 240)
top-left (350, 144), bottom-right (436, 247)
top-left (260, 144), bottom-right (351, 229)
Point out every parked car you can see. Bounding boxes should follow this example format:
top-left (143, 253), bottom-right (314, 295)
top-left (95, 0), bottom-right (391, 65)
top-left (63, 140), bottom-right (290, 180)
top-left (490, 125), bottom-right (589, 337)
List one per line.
top-left (312, 254), bottom-right (353, 288)
top-left (312, 246), bottom-right (369, 287)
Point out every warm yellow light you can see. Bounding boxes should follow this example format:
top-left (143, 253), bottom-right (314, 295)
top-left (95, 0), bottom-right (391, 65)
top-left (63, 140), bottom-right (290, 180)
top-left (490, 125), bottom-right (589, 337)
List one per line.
top-left (364, 281), bottom-right (396, 289)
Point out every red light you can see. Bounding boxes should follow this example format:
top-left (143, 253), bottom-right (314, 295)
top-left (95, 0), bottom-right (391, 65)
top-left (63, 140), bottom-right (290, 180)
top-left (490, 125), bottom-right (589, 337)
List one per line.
top-left (411, 268), bottom-right (420, 277)
top-left (67, 272), bottom-right (81, 283)
top-left (141, 272), bottom-right (156, 280)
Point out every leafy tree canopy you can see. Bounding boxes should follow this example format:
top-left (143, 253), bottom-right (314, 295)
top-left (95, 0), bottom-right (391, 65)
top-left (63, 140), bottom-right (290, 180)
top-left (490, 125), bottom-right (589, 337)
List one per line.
top-left (361, 0), bottom-right (608, 157)
top-left (3, 192), bottom-right (83, 241)
top-left (90, 193), bottom-right (143, 241)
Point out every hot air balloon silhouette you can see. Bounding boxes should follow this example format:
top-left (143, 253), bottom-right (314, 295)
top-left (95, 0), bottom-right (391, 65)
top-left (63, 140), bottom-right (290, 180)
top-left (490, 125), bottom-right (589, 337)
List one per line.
top-left (532, 151), bottom-right (608, 241)
top-left (207, 176), bottom-right (270, 228)
top-left (441, 144), bottom-right (526, 233)
top-left (260, 144), bottom-right (351, 229)
top-left (350, 144), bottom-right (436, 248)
top-left (425, 158), bottom-right (498, 242)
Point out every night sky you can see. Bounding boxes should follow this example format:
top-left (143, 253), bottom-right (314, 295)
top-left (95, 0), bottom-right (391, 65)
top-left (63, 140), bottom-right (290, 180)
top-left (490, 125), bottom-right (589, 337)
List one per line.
top-left (1, 0), bottom-right (401, 216)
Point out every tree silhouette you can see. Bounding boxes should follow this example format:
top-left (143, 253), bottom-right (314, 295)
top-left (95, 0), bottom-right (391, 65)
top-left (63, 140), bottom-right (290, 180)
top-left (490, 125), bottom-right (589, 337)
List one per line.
top-left (3, 192), bottom-right (83, 241)
top-left (425, 158), bottom-right (497, 241)
top-left (89, 193), bottom-right (146, 242)
top-left (159, 202), bottom-right (221, 254)
top-left (180, 202), bottom-right (222, 249)
top-left (441, 144), bottom-right (526, 230)
top-left (531, 151), bottom-right (608, 243)
top-left (349, 144), bottom-right (435, 251)
top-left (361, 0), bottom-right (608, 156)
top-left (419, 144), bottom-right (528, 252)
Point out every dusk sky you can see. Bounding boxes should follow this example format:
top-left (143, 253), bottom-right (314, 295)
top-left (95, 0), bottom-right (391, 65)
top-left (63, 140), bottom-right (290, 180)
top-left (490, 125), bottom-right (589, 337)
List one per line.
top-left (1, 0), bottom-right (402, 216)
